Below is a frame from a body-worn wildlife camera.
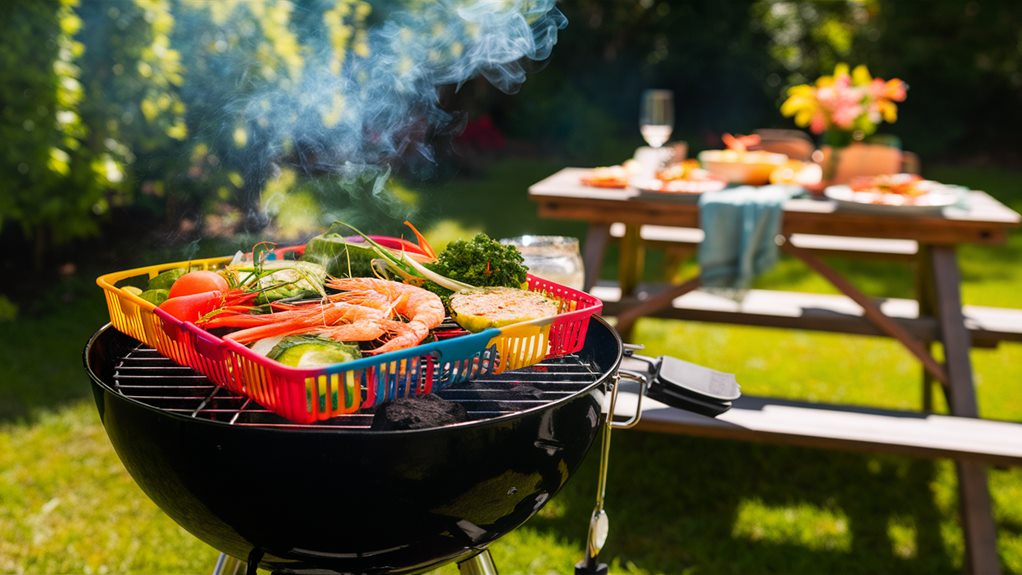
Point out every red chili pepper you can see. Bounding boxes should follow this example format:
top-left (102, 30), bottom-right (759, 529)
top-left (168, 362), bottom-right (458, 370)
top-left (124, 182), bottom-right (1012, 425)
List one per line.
top-left (367, 236), bottom-right (429, 256)
top-left (402, 220), bottom-right (437, 260)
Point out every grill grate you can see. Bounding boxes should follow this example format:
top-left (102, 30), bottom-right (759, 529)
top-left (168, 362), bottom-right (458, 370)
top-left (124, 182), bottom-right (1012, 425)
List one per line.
top-left (112, 344), bottom-right (602, 430)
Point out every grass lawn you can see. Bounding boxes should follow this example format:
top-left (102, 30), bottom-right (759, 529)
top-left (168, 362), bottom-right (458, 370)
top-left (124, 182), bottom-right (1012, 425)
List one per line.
top-left (1, 156), bottom-right (1021, 574)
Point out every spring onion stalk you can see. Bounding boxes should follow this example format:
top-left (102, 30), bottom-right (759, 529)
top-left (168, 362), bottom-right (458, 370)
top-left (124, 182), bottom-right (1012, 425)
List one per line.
top-left (397, 252), bottom-right (474, 292)
top-left (332, 221), bottom-right (474, 292)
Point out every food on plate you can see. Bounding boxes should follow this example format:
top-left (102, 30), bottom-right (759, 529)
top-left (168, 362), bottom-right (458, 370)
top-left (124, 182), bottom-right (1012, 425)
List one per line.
top-left (167, 270), bottom-right (229, 299)
top-left (769, 160), bottom-right (823, 186)
top-left (634, 159), bottom-right (727, 194)
top-left (266, 335), bottom-right (362, 368)
top-left (848, 173), bottom-right (925, 196)
top-left (655, 159), bottom-right (709, 182)
top-left (698, 149), bottom-right (788, 185)
top-left (721, 133), bottom-right (762, 151)
top-left (449, 286), bottom-right (559, 332)
top-left (825, 175), bottom-right (958, 208)
top-left (579, 161), bottom-right (640, 188)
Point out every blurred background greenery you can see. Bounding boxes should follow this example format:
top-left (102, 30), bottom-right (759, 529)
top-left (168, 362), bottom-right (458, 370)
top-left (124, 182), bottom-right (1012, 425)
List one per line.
top-left (2, 0), bottom-right (1021, 278)
top-left (2, 1), bottom-right (1022, 574)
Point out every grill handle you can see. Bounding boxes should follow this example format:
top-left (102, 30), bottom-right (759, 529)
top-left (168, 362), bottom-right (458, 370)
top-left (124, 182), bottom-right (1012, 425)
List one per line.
top-left (576, 368), bottom-right (648, 575)
top-left (629, 353), bottom-right (739, 417)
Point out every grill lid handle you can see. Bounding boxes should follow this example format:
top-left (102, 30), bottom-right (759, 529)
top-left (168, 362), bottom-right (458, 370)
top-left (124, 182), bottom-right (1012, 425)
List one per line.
top-left (647, 356), bottom-right (740, 417)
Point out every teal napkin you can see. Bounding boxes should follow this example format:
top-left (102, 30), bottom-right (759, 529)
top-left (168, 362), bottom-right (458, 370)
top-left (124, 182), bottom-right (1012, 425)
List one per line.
top-left (697, 185), bottom-right (798, 292)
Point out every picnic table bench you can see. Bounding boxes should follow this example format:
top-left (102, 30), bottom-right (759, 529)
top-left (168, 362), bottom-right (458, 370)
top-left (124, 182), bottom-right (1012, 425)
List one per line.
top-left (530, 167), bottom-right (1022, 575)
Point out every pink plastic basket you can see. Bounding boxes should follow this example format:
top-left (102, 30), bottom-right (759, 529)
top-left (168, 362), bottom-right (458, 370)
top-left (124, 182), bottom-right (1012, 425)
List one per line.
top-left (97, 251), bottom-right (602, 423)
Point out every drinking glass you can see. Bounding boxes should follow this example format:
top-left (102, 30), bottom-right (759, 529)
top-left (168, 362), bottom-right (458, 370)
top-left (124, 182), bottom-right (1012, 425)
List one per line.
top-left (500, 236), bottom-right (585, 291)
top-left (639, 89), bottom-right (674, 148)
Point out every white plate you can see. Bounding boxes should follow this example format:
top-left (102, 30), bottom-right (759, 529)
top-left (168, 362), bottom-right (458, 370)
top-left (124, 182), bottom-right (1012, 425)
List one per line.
top-left (824, 183), bottom-right (960, 215)
top-left (631, 177), bottom-right (727, 201)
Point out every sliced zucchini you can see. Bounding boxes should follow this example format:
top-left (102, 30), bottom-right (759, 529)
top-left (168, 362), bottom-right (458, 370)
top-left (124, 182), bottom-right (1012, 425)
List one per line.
top-left (448, 287), bottom-right (559, 332)
top-left (268, 335), bottom-right (362, 368)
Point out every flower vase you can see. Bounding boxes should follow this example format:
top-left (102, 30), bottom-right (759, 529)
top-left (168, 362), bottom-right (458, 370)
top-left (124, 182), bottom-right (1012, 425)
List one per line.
top-left (819, 145), bottom-right (846, 186)
top-left (818, 132), bottom-right (904, 191)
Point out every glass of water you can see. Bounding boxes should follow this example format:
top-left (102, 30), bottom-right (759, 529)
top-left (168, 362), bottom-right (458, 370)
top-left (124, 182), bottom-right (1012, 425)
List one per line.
top-left (640, 89), bottom-right (674, 148)
top-left (500, 235), bottom-right (585, 291)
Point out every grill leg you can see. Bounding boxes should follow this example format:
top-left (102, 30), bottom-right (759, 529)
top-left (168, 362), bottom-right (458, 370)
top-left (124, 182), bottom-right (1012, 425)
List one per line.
top-left (457, 549), bottom-right (499, 575)
top-left (211, 553), bottom-right (245, 575)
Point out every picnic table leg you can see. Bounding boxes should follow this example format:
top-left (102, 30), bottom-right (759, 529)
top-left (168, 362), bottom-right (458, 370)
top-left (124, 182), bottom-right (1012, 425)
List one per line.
top-left (613, 224), bottom-right (646, 340)
top-left (916, 247), bottom-right (937, 412)
top-left (619, 224), bottom-right (645, 297)
top-left (582, 223), bottom-right (611, 292)
top-left (931, 245), bottom-right (1001, 575)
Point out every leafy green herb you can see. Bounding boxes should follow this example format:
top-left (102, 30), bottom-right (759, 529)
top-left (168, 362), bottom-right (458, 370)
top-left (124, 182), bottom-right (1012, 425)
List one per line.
top-left (425, 234), bottom-right (528, 296)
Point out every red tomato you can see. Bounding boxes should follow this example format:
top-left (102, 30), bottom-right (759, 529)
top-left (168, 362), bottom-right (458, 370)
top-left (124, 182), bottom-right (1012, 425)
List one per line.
top-left (168, 270), bottom-right (229, 299)
top-left (158, 290), bottom-right (223, 323)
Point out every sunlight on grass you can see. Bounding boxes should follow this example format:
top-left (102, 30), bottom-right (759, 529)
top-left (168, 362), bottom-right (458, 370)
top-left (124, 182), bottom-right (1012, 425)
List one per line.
top-left (0, 402), bottom-right (217, 574)
top-left (731, 499), bottom-right (851, 552)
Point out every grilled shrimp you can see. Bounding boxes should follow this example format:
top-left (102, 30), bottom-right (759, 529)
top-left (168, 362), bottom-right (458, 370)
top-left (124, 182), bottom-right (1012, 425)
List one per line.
top-left (219, 302), bottom-right (386, 345)
top-left (326, 277), bottom-right (445, 353)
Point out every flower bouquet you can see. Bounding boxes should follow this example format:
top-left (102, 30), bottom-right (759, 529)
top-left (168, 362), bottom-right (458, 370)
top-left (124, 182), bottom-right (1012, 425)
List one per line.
top-left (781, 63), bottom-right (908, 148)
top-left (781, 64), bottom-right (908, 186)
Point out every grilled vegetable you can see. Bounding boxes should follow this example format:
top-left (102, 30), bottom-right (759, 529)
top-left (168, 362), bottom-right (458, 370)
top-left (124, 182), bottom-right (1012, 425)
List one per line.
top-left (139, 288), bottom-right (170, 306)
top-left (158, 290), bottom-right (223, 323)
top-left (230, 260), bottom-right (327, 303)
top-left (168, 270), bottom-right (229, 299)
top-left (302, 233), bottom-right (432, 278)
top-left (302, 233), bottom-right (379, 277)
top-left (267, 335), bottom-right (362, 368)
top-left (147, 268), bottom-right (186, 291)
top-left (332, 222), bottom-right (475, 293)
top-left (448, 286), bottom-right (559, 332)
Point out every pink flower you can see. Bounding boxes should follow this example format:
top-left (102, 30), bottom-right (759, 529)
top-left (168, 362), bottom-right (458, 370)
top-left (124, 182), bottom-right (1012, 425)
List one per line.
top-left (780, 64), bottom-right (908, 136)
top-left (832, 103), bottom-right (863, 129)
top-left (809, 111), bottom-right (827, 134)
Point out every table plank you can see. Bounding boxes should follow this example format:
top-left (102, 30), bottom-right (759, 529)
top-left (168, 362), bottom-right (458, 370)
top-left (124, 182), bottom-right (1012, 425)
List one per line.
top-left (530, 167), bottom-right (1021, 245)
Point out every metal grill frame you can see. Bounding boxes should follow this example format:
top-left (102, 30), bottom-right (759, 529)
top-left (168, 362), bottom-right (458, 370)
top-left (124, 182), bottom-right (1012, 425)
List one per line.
top-left (112, 343), bottom-right (603, 430)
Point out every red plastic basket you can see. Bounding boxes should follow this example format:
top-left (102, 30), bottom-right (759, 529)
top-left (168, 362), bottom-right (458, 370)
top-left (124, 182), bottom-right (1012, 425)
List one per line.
top-left (97, 249), bottom-right (602, 423)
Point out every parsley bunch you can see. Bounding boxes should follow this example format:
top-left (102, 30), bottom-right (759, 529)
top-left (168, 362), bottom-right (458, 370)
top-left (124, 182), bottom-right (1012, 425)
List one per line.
top-left (426, 234), bottom-right (528, 295)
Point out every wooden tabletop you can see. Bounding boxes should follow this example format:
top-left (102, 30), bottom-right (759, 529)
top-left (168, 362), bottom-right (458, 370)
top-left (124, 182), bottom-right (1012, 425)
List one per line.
top-left (530, 168), bottom-right (1021, 245)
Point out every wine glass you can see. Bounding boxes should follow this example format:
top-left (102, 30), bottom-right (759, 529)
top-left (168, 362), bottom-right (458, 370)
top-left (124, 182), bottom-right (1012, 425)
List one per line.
top-left (639, 89), bottom-right (674, 148)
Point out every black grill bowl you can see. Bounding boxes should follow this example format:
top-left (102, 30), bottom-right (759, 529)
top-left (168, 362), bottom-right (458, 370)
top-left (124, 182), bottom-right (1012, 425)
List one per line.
top-left (84, 317), bottom-right (621, 574)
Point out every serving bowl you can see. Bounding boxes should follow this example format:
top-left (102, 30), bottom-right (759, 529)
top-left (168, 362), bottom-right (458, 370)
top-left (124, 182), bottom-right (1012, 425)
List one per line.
top-left (698, 149), bottom-right (788, 185)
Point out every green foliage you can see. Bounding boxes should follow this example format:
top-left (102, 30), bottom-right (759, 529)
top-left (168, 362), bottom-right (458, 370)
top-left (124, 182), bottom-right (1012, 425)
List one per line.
top-left (0, 0), bottom-right (99, 256)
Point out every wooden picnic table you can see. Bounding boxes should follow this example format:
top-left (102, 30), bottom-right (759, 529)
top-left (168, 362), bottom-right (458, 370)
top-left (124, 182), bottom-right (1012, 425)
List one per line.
top-left (529, 167), bottom-right (1022, 575)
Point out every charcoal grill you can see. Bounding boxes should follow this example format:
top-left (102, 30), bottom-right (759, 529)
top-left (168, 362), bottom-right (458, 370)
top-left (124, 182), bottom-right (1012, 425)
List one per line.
top-left (85, 316), bottom-right (736, 574)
